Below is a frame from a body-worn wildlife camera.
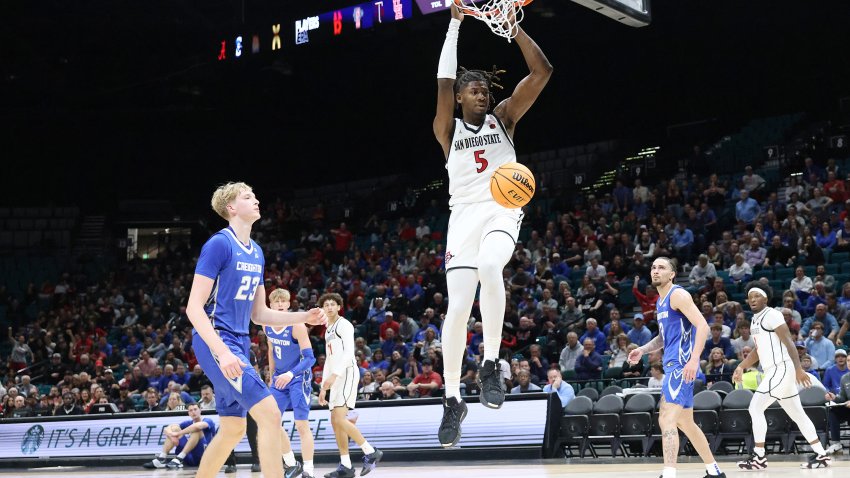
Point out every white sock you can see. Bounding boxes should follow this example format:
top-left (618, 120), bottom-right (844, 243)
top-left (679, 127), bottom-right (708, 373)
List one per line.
top-left (282, 451), bottom-right (296, 466)
top-left (340, 455), bottom-right (352, 468)
top-left (753, 446), bottom-right (765, 457)
top-left (705, 462), bottom-right (721, 475)
top-left (361, 441), bottom-right (375, 455)
top-left (812, 442), bottom-right (826, 455)
top-left (303, 460), bottom-right (314, 475)
top-left (157, 452), bottom-right (167, 460)
top-left (177, 451), bottom-right (186, 459)
top-left (662, 467), bottom-right (677, 478)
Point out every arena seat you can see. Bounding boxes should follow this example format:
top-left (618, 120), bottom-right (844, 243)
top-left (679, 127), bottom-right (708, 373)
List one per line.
top-left (718, 389), bottom-right (754, 453)
top-left (557, 396), bottom-right (593, 458)
top-left (619, 392), bottom-right (654, 456)
top-left (587, 394), bottom-right (625, 457)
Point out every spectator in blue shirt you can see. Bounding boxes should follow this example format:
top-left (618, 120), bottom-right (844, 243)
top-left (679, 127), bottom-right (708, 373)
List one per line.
top-left (701, 324), bottom-right (735, 362)
top-left (805, 322), bottom-right (836, 368)
top-left (551, 253), bottom-right (570, 278)
top-left (158, 382), bottom-right (196, 407)
top-left (823, 349), bottom-right (849, 394)
top-left (543, 368), bottom-right (575, 409)
top-left (579, 318), bottom-right (607, 353)
top-left (735, 190), bottom-right (761, 225)
top-left (403, 274), bottom-right (423, 307)
top-left (801, 304), bottom-right (840, 339)
top-left (816, 222), bottom-right (838, 250)
top-left (125, 336), bottom-right (143, 360)
top-left (627, 314), bottom-right (653, 347)
top-left (574, 338), bottom-right (603, 381)
top-left (672, 222), bottom-right (695, 262)
top-left (159, 364), bottom-right (180, 394)
top-left (96, 336), bottom-right (112, 359)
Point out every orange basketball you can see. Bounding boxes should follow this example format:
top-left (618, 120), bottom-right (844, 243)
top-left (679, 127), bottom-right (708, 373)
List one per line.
top-left (490, 162), bottom-right (535, 208)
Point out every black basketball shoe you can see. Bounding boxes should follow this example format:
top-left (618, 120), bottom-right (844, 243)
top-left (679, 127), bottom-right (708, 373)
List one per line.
top-left (801, 453), bottom-right (831, 468)
top-left (737, 452), bottom-right (767, 470)
top-left (438, 396), bottom-right (468, 447)
top-left (477, 360), bottom-right (505, 409)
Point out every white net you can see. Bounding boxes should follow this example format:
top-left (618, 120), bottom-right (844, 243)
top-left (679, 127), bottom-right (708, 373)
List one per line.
top-left (454, 0), bottom-right (529, 42)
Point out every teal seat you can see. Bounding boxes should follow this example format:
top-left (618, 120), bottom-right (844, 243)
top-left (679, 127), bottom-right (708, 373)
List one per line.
top-left (826, 264), bottom-right (840, 275)
top-left (832, 252), bottom-right (850, 264)
top-left (841, 262), bottom-right (850, 274)
top-left (753, 269), bottom-right (773, 280)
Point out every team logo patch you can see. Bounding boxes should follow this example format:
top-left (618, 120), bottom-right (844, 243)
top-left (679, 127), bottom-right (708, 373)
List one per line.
top-left (445, 251), bottom-right (455, 266)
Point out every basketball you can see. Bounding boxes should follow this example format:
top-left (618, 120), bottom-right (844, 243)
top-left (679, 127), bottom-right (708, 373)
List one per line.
top-left (490, 162), bottom-right (535, 208)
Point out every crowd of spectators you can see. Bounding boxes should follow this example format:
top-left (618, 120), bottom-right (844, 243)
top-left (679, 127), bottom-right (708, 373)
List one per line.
top-left (2, 149), bottom-right (850, 420)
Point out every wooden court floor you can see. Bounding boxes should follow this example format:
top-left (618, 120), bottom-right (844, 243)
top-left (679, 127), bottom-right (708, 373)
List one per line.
top-left (3, 457), bottom-right (849, 478)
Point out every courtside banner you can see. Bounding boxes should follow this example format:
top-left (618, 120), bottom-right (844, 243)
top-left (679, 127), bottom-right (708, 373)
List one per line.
top-left (0, 395), bottom-right (548, 458)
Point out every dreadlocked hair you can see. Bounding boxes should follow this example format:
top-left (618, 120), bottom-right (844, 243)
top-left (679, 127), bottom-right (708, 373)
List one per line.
top-left (454, 65), bottom-right (506, 110)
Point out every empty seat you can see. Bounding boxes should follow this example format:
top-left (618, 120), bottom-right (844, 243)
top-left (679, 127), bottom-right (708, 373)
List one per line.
top-left (620, 393), bottom-right (654, 456)
top-left (578, 387), bottom-right (599, 402)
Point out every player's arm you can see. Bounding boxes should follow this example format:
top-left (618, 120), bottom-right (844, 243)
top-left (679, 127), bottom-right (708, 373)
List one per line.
top-left (186, 273), bottom-right (246, 380)
top-left (251, 285), bottom-right (327, 328)
top-left (266, 336), bottom-right (275, 385)
top-left (177, 421), bottom-right (210, 436)
top-left (774, 320), bottom-right (812, 387)
top-left (837, 319), bottom-right (849, 346)
top-left (671, 288), bottom-right (710, 382)
top-left (434, 6), bottom-right (464, 157)
top-left (732, 347), bottom-right (760, 384)
top-left (279, 324), bottom-right (316, 388)
top-left (493, 22), bottom-right (553, 133)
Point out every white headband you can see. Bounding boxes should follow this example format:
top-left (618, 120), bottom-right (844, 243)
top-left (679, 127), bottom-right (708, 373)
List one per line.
top-left (749, 288), bottom-right (768, 298)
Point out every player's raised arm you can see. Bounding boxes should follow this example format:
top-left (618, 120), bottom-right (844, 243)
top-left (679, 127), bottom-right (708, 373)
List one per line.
top-left (670, 287), bottom-right (710, 382)
top-left (493, 22), bottom-right (553, 133)
top-left (251, 285), bottom-right (327, 328)
top-left (434, 6), bottom-right (464, 157)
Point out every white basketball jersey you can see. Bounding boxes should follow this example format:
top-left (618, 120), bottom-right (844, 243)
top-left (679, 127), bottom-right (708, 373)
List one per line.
top-left (446, 114), bottom-right (516, 206)
top-left (751, 307), bottom-right (792, 370)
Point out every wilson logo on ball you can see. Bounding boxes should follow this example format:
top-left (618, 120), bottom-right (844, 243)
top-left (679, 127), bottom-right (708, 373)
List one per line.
top-left (490, 162), bottom-right (536, 209)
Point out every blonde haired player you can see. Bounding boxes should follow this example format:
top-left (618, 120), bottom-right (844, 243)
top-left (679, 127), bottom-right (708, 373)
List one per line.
top-left (266, 288), bottom-right (317, 478)
top-left (734, 282), bottom-right (831, 470)
top-left (433, 5), bottom-right (552, 447)
top-left (186, 182), bottom-right (327, 478)
top-left (317, 293), bottom-right (382, 478)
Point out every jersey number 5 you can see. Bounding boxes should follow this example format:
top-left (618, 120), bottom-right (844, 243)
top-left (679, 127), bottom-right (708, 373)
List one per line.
top-left (474, 150), bottom-right (488, 173)
top-left (235, 275), bottom-right (260, 301)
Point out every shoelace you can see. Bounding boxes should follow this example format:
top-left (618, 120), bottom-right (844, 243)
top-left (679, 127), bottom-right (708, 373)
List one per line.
top-left (442, 403), bottom-right (463, 425)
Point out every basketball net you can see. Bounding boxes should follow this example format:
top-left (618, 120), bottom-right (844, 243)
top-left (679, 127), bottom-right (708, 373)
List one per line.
top-left (453, 0), bottom-right (532, 42)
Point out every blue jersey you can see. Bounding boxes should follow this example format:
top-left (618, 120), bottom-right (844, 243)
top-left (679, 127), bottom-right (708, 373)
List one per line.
top-left (265, 325), bottom-right (311, 383)
top-left (179, 417), bottom-right (217, 443)
top-left (195, 227), bottom-right (265, 336)
top-left (656, 285), bottom-right (695, 369)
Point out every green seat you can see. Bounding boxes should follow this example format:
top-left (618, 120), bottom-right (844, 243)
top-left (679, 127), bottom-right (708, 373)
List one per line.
top-left (826, 264), bottom-right (840, 275)
top-left (562, 369), bottom-right (577, 381)
top-left (401, 378), bottom-right (412, 386)
top-left (841, 262), bottom-right (850, 274)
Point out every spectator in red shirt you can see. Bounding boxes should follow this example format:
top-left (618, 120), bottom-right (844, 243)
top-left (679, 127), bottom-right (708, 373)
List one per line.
top-left (406, 358), bottom-right (442, 397)
top-left (330, 222), bottom-right (353, 254)
top-left (379, 311), bottom-right (400, 340)
top-left (825, 171), bottom-right (847, 203)
top-left (632, 275), bottom-right (658, 323)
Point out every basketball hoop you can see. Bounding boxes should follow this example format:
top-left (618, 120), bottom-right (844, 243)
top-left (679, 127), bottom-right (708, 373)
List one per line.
top-left (453, 0), bottom-right (533, 42)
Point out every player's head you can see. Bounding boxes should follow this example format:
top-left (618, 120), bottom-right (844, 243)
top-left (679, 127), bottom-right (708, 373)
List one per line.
top-left (210, 181), bottom-right (259, 223)
top-left (745, 281), bottom-right (772, 312)
top-left (318, 292), bottom-right (344, 319)
top-left (268, 288), bottom-right (291, 311)
top-left (650, 257), bottom-right (677, 287)
top-left (454, 66), bottom-right (503, 117)
top-left (186, 402), bottom-right (201, 420)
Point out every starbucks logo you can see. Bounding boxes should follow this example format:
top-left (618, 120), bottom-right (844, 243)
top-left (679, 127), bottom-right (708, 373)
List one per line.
top-left (22, 425), bottom-right (44, 455)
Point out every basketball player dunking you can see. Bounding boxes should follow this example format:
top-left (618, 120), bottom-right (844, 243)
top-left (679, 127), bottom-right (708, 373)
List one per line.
top-left (433, 5), bottom-right (553, 447)
top-left (628, 257), bottom-right (725, 478)
top-left (187, 182), bottom-right (327, 478)
top-left (734, 282), bottom-right (831, 470)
